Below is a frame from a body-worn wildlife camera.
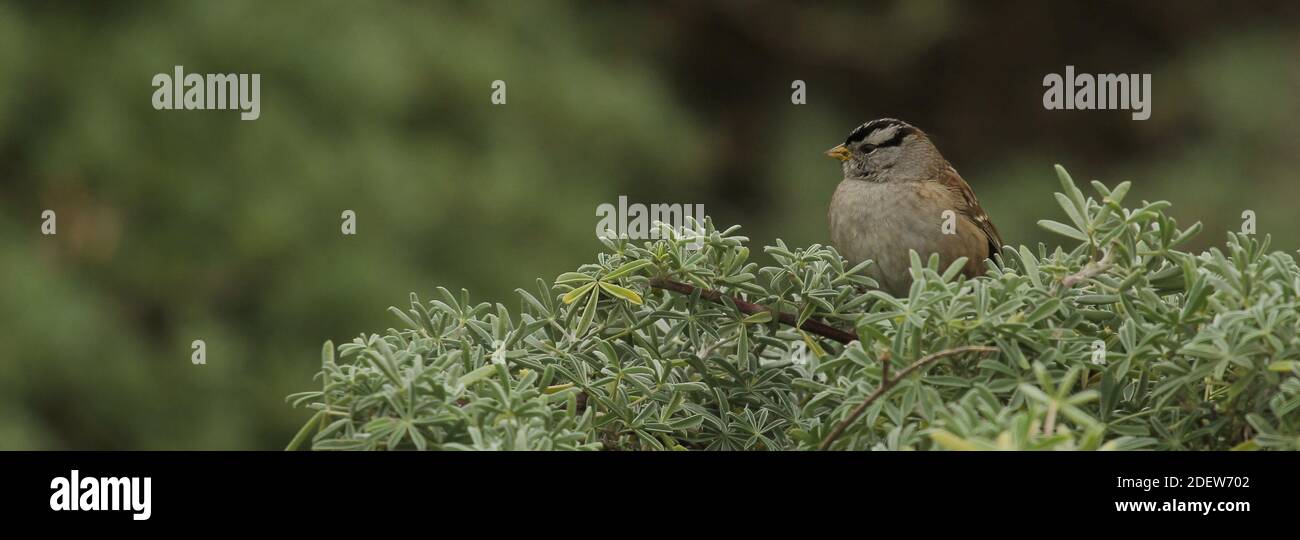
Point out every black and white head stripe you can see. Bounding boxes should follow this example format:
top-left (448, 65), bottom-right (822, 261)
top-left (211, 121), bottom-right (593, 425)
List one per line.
top-left (845, 118), bottom-right (916, 145)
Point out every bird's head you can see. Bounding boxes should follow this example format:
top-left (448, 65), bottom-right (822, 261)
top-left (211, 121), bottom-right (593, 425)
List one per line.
top-left (825, 118), bottom-right (939, 181)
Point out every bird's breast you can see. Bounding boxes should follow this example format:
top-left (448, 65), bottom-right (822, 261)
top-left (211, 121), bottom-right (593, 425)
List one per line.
top-left (829, 180), bottom-right (973, 295)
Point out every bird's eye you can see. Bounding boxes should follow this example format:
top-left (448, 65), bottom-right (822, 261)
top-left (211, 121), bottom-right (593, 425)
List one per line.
top-left (861, 143), bottom-right (877, 154)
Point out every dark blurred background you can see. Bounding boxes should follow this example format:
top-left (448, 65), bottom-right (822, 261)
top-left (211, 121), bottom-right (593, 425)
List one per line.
top-left (2, 1), bottom-right (1298, 449)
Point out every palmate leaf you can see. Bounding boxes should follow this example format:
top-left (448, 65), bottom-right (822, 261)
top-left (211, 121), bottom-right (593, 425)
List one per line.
top-left (1038, 219), bottom-right (1090, 242)
top-left (603, 259), bottom-right (653, 281)
top-left (598, 282), bottom-right (643, 305)
top-left (562, 282), bottom-right (597, 305)
top-left (574, 284), bottom-right (600, 337)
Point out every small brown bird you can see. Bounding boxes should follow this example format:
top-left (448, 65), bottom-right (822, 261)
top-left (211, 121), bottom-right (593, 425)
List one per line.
top-left (826, 119), bottom-right (1003, 296)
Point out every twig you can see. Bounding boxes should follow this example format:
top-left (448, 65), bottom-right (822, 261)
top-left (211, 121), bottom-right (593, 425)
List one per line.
top-left (817, 345), bottom-right (998, 450)
top-left (1062, 249), bottom-right (1113, 288)
top-left (649, 278), bottom-right (857, 344)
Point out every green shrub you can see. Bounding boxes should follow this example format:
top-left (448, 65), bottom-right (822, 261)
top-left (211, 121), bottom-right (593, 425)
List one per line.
top-left (287, 166), bottom-right (1300, 450)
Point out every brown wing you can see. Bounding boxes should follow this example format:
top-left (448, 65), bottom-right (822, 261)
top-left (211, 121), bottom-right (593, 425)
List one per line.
top-left (939, 165), bottom-right (1004, 263)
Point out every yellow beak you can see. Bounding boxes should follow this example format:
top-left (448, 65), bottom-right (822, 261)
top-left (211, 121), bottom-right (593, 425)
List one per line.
top-left (824, 144), bottom-right (851, 161)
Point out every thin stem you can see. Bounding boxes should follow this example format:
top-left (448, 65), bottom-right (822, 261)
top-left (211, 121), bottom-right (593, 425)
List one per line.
top-left (649, 278), bottom-right (857, 344)
top-left (817, 345), bottom-right (998, 450)
top-left (1062, 248), bottom-right (1113, 288)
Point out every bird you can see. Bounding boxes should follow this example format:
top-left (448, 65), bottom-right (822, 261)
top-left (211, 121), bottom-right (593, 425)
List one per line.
top-left (825, 118), bottom-right (1003, 296)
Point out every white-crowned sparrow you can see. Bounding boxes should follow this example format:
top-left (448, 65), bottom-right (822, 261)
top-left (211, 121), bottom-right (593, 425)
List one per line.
top-left (826, 118), bottom-right (1003, 296)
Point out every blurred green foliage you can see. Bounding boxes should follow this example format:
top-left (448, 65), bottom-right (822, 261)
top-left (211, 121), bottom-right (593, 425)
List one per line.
top-left (1, 1), bottom-right (1298, 448)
